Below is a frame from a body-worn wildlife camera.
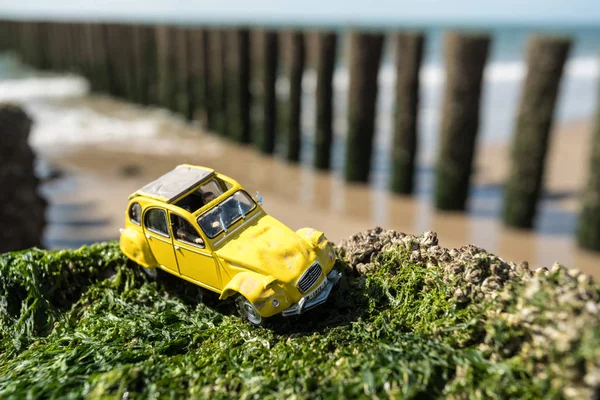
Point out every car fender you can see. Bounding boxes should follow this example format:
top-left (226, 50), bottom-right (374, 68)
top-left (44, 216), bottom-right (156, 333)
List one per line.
top-left (296, 227), bottom-right (335, 271)
top-left (295, 227), bottom-right (324, 247)
top-left (220, 271), bottom-right (293, 317)
top-left (219, 271), bottom-right (268, 301)
top-left (119, 227), bottom-right (157, 268)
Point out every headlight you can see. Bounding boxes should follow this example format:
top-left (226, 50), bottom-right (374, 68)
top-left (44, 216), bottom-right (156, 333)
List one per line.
top-left (328, 249), bottom-right (335, 262)
top-left (317, 234), bottom-right (327, 245)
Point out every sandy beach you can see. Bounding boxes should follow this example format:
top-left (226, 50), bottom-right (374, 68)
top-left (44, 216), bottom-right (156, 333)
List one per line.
top-left (28, 93), bottom-right (600, 280)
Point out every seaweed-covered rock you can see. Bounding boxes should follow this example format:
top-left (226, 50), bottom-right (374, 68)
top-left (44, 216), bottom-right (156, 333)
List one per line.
top-left (338, 228), bottom-right (600, 399)
top-left (339, 228), bottom-right (530, 304)
top-left (482, 263), bottom-right (600, 399)
top-left (0, 104), bottom-right (46, 252)
top-left (1, 233), bottom-right (600, 398)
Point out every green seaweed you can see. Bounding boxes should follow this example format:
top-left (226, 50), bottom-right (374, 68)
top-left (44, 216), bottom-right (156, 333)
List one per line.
top-left (0, 238), bottom-right (598, 399)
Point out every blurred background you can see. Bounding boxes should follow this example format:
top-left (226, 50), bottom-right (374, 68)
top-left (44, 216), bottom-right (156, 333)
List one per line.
top-left (1, 0), bottom-right (600, 277)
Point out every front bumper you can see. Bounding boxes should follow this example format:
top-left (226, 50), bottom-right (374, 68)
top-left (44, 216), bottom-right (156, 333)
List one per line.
top-left (281, 269), bottom-right (342, 316)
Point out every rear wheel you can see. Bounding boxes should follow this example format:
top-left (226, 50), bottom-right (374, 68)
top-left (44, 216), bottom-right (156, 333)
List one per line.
top-left (235, 295), bottom-right (267, 327)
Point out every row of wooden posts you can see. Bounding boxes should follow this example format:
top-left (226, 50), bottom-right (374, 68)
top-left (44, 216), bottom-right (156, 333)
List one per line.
top-left (1, 20), bottom-right (599, 252)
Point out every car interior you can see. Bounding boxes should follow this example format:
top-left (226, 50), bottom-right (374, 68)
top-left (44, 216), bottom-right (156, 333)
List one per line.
top-left (175, 178), bottom-right (228, 213)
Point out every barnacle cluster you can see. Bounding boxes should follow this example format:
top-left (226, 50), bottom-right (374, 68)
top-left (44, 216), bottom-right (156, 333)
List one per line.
top-left (338, 227), bottom-right (600, 399)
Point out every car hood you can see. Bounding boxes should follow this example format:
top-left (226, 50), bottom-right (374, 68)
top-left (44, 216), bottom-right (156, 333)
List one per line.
top-left (214, 215), bottom-right (315, 283)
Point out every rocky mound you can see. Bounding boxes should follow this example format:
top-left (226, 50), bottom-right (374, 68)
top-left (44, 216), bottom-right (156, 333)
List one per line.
top-left (0, 230), bottom-right (598, 398)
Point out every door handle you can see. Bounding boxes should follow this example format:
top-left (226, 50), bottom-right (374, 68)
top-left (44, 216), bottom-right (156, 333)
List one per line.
top-left (174, 245), bottom-right (180, 251)
top-left (145, 233), bottom-right (150, 239)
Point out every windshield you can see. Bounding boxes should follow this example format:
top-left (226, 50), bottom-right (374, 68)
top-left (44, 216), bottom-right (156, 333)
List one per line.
top-left (197, 191), bottom-right (256, 238)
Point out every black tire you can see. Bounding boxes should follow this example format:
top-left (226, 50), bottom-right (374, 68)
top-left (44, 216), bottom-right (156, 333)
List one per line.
top-left (141, 266), bottom-right (158, 280)
top-left (235, 294), bottom-right (268, 327)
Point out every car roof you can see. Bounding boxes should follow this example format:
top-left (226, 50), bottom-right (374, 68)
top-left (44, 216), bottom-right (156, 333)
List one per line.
top-left (135, 164), bottom-right (215, 203)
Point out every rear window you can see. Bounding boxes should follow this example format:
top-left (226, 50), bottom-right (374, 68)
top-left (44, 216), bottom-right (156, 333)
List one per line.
top-left (129, 202), bottom-right (142, 225)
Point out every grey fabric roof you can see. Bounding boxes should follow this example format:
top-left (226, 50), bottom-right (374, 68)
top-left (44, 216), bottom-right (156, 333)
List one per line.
top-left (138, 165), bottom-right (215, 203)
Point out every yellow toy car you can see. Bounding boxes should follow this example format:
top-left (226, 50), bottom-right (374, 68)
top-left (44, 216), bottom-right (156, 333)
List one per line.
top-left (119, 164), bottom-right (341, 326)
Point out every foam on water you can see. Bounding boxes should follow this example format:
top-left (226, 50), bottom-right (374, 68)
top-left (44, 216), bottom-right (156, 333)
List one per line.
top-left (0, 75), bottom-right (89, 102)
top-left (27, 102), bottom-right (161, 149)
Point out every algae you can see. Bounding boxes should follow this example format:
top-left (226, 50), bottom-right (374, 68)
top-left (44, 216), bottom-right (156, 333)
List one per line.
top-left (0, 230), bottom-right (599, 399)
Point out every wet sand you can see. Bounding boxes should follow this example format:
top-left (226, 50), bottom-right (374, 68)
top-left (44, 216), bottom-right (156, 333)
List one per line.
top-left (33, 95), bottom-right (600, 280)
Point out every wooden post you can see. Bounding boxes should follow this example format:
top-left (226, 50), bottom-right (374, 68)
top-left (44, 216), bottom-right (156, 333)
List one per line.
top-left (314, 31), bottom-right (337, 170)
top-left (47, 22), bottom-right (63, 71)
top-left (390, 32), bottom-right (424, 195)
top-left (226, 28), bottom-right (251, 143)
top-left (156, 25), bottom-right (179, 110)
top-left (187, 28), bottom-right (210, 126)
top-left (344, 31), bottom-right (384, 182)
top-left (0, 21), bottom-right (7, 51)
top-left (105, 23), bottom-right (127, 97)
top-left (284, 30), bottom-right (305, 162)
top-left (64, 23), bottom-right (78, 73)
top-left (254, 30), bottom-right (279, 153)
top-left (208, 29), bottom-right (227, 134)
top-left (578, 79), bottom-right (600, 251)
top-left (173, 27), bottom-right (190, 117)
top-left (503, 36), bottom-right (571, 228)
top-left (90, 22), bottom-right (111, 93)
top-left (435, 32), bottom-right (490, 210)
top-left (122, 24), bottom-right (138, 102)
top-left (132, 24), bottom-right (157, 105)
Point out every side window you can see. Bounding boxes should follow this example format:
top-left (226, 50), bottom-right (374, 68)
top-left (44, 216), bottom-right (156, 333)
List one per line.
top-left (144, 209), bottom-right (169, 237)
top-left (171, 214), bottom-right (205, 248)
top-left (129, 202), bottom-right (142, 225)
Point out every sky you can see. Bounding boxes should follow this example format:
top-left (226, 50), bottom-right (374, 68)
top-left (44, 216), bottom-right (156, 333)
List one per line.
top-left (1, 0), bottom-right (600, 27)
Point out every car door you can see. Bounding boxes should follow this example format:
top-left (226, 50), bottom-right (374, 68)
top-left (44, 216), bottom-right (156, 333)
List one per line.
top-left (143, 207), bottom-right (179, 275)
top-left (169, 212), bottom-right (222, 291)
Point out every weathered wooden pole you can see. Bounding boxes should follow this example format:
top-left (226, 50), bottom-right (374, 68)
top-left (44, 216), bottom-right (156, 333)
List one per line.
top-left (131, 24), bottom-right (157, 105)
top-left (314, 31), bottom-right (337, 170)
top-left (0, 21), bottom-right (8, 51)
top-left (37, 22), bottom-right (51, 70)
top-left (345, 31), bottom-right (384, 182)
top-left (80, 23), bottom-right (95, 85)
top-left (390, 32), bottom-right (424, 195)
top-left (46, 22), bottom-right (62, 71)
top-left (208, 29), bottom-right (227, 135)
top-left (173, 27), bottom-right (190, 117)
top-left (254, 30), bottom-right (279, 153)
top-left (187, 28), bottom-right (210, 125)
top-left (18, 22), bottom-right (34, 66)
top-left (225, 28), bottom-right (251, 143)
top-left (503, 36), bottom-right (571, 228)
top-left (58, 22), bottom-right (71, 71)
top-left (434, 32), bottom-right (490, 210)
top-left (62, 23), bottom-right (76, 73)
top-left (284, 30), bottom-right (306, 162)
top-left (90, 22), bottom-right (112, 93)
top-left (578, 79), bottom-right (600, 251)
top-left (105, 23), bottom-right (126, 97)
top-left (123, 24), bottom-right (139, 102)
top-left (156, 25), bottom-right (177, 110)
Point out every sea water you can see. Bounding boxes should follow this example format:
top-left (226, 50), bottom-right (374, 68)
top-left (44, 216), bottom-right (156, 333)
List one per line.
top-left (1, 24), bottom-right (599, 167)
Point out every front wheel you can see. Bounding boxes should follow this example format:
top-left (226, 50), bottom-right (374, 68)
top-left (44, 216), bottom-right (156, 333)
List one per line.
top-left (140, 266), bottom-right (158, 280)
top-left (235, 295), bottom-right (267, 327)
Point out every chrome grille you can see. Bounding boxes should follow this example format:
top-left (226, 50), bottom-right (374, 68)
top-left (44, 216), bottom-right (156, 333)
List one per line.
top-left (297, 262), bottom-right (322, 293)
